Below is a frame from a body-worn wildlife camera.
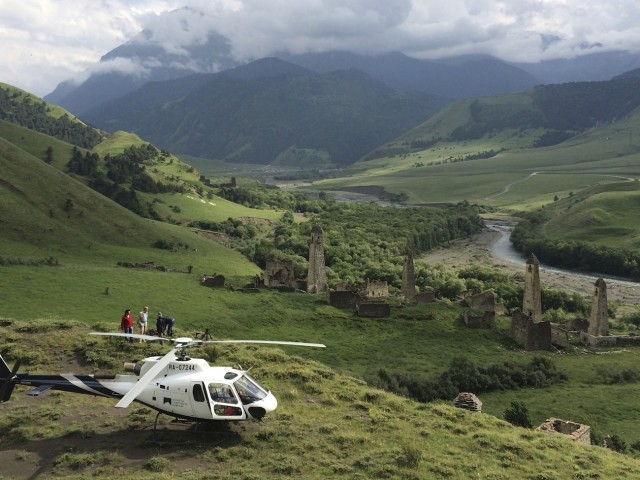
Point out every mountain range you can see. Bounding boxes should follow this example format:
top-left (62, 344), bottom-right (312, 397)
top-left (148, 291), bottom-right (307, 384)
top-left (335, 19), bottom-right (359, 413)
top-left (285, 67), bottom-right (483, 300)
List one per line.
top-left (80, 57), bottom-right (447, 166)
top-left (44, 17), bottom-right (640, 120)
top-left (36, 10), bottom-right (640, 170)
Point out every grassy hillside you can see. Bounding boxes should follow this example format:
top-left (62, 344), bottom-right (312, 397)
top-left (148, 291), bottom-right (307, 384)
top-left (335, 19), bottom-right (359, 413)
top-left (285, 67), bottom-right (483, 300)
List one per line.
top-left (0, 82), bottom-right (84, 121)
top-left (0, 120), bottom-right (282, 225)
top-left (314, 97), bottom-right (640, 212)
top-left (0, 135), bottom-right (261, 271)
top-left (3, 324), bottom-right (640, 479)
top-left (543, 182), bottom-right (640, 250)
top-left (4, 82), bottom-right (640, 478)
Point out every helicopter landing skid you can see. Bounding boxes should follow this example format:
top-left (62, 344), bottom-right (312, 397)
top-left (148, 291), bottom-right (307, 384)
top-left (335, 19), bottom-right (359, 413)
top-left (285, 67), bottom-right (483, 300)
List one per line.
top-left (150, 412), bottom-right (236, 443)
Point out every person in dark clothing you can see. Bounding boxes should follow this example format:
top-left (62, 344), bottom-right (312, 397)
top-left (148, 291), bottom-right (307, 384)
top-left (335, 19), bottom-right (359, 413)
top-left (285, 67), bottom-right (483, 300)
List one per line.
top-left (164, 316), bottom-right (175, 337)
top-left (156, 312), bottom-right (166, 337)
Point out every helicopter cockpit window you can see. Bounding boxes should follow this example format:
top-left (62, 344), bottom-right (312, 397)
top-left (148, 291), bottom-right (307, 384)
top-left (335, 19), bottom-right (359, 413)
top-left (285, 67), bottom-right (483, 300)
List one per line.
top-left (234, 374), bottom-right (267, 405)
top-left (208, 383), bottom-right (238, 404)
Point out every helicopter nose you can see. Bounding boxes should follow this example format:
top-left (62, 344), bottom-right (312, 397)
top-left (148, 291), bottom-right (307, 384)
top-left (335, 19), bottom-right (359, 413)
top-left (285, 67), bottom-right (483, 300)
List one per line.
top-left (247, 391), bottom-right (278, 420)
top-left (265, 391), bottom-right (278, 412)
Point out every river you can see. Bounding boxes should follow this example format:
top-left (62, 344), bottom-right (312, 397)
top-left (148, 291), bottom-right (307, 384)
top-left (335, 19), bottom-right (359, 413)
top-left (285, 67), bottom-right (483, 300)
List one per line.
top-left (486, 222), bottom-right (640, 305)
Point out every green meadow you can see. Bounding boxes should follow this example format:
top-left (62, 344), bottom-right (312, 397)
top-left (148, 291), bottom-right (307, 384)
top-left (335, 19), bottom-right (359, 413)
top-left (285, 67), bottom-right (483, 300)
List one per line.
top-left (4, 84), bottom-right (640, 477)
top-left (315, 99), bottom-right (640, 213)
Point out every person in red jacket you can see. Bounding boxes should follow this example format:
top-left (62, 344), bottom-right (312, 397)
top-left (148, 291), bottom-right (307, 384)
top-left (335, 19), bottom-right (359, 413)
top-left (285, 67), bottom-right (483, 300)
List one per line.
top-left (121, 309), bottom-right (134, 343)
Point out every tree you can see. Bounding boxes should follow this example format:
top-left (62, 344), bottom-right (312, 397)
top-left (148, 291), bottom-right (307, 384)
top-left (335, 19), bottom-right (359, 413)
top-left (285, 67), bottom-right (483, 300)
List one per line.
top-left (503, 401), bottom-right (533, 428)
top-left (44, 146), bottom-right (53, 163)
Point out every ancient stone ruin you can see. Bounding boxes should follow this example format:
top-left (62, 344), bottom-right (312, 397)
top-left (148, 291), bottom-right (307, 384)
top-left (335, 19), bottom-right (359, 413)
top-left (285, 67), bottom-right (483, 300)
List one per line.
top-left (327, 290), bottom-right (362, 309)
top-left (588, 278), bottom-right (609, 337)
top-left (509, 254), bottom-right (572, 350)
top-left (580, 277), bottom-right (640, 347)
top-left (523, 253), bottom-right (542, 323)
top-left (306, 225), bottom-right (328, 294)
top-left (362, 279), bottom-right (389, 297)
top-left (510, 309), bottom-right (553, 350)
top-left (201, 274), bottom-right (225, 288)
top-left (536, 418), bottom-right (591, 444)
top-left (401, 249), bottom-right (417, 301)
top-left (262, 260), bottom-right (296, 288)
top-left (452, 392), bottom-right (482, 412)
top-left (357, 301), bottom-right (391, 318)
top-left (462, 291), bottom-right (498, 329)
top-left (415, 290), bottom-right (435, 304)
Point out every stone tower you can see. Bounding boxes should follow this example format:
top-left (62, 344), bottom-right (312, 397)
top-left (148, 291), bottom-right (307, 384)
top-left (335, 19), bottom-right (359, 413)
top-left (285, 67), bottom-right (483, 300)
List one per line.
top-left (588, 278), bottom-right (609, 336)
top-left (401, 248), bottom-right (416, 301)
top-left (523, 253), bottom-right (542, 323)
top-left (306, 224), bottom-right (328, 293)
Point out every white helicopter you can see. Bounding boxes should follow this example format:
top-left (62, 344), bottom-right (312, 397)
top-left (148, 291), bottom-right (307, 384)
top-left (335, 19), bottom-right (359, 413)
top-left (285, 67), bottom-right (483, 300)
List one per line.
top-left (0, 333), bottom-right (325, 426)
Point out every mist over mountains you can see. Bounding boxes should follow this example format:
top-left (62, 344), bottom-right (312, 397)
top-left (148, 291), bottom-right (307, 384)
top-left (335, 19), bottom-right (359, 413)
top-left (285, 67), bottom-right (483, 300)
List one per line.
top-left (44, 5), bottom-right (640, 119)
top-left (39, 6), bottom-right (640, 168)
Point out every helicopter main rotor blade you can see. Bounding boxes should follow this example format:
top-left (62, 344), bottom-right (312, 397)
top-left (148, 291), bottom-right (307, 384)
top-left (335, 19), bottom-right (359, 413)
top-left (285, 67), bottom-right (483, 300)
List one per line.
top-left (89, 332), bottom-right (167, 342)
top-left (114, 348), bottom-right (178, 408)
top-left (201, 340), bottom-right (326, 348)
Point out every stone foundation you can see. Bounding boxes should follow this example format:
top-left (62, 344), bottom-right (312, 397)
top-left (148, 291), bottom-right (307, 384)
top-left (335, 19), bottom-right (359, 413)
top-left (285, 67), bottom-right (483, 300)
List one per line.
top-left (358, 302), bottom-right (391, 318)
top-left (580, 332), bottom-right (640, 347)
top-left (537, 418), bottom-right (591, 444)
top-left (328, 290), bottom-right (361, 309)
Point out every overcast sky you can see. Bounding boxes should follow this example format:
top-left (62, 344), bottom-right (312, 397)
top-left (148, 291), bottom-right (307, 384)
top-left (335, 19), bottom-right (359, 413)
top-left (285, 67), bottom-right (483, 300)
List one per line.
top-left (3, 0), bottom-right (640, 97)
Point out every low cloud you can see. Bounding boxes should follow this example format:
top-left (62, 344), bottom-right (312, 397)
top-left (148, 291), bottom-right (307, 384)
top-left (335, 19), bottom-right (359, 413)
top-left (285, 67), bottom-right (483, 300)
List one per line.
top-left (4, 0), bottom-right (640, 95)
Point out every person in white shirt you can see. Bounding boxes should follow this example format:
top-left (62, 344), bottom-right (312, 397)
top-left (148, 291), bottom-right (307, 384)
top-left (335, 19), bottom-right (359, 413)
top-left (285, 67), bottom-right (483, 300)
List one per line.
top-left (138, 306), bottom-right (149, 342)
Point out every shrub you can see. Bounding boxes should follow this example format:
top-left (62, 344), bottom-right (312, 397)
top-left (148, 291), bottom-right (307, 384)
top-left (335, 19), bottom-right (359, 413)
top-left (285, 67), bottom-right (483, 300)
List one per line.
top-left (503, 401), bottom-right (533, 428)
top-left (146, 455), bottom-right (170, 472)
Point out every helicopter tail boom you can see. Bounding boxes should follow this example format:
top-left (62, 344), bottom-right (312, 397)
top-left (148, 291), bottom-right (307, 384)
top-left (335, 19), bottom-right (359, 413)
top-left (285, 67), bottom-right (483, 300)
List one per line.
top-left (0, 355), bottom-right (20, 402)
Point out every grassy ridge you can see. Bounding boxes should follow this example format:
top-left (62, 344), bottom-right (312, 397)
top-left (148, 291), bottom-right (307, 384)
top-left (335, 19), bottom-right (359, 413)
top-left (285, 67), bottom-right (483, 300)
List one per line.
top-left (543, 182), bottom-right (640, 250)
top-left (3, 324), bottom-right (640, 479)
top-left (0, 119), bottom-right (283, 225)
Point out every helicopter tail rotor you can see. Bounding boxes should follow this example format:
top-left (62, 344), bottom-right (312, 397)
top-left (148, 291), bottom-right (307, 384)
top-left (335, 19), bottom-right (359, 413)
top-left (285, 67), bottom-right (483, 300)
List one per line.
top-left (0, 355), bottom-right (21, 402)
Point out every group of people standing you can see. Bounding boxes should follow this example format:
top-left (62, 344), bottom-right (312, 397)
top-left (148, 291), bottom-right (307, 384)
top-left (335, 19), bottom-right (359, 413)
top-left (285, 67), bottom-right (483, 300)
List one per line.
top-left (120, 306), bottom-right (175, 343)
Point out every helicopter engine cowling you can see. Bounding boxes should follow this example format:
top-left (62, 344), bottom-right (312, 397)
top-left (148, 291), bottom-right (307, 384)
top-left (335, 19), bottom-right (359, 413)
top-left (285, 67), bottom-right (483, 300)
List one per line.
top-left (123, 362), bottom-right (142, 375)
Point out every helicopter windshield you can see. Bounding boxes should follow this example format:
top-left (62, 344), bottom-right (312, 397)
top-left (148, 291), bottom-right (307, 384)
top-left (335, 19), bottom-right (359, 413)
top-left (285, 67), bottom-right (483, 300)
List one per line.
top-left (234, 374), bottom-right (267, 405)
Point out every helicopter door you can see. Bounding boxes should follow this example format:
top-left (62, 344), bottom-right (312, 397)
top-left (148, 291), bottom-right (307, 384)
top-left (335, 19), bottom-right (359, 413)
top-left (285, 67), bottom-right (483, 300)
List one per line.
top-left (207, 382), bottom-right (245, 419)
top-left (190, 382), bottom-right (214, 420)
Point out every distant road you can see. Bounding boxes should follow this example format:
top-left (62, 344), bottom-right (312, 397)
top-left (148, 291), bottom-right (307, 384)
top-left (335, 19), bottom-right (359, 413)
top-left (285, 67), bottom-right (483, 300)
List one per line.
top-left (484, 172), bottom-right (539, 200)
top-left (484, 171), bottom-right (636, 200)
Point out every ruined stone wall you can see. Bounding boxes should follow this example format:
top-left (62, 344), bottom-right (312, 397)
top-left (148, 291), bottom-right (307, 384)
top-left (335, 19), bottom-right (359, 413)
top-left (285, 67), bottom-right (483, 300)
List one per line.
top-left (358, 302), bottom-right (391, 318)
top-left (537, 418), bottom-right (591, 444)
top-left (566, 318), bottom-right (589, 332)
top-left (581, 332), bottom-right (640, 347)
top-left (202, 274), bottom-right (225, 288)
top-left (464, 291), bottom-right (496, 311)
top-left (550, 326), bottom-right (570, 348)
top-left (363, 280), bottom-right (389, 298)
top-left (263, 260), bottom-right (296, 288)
top-left (328, 290), bottom-right (361, 309)
top-left (463, 310), bottom-right (496, 329)
top-left (415, 290), bottom-right (435, 305)
top-left (510, 309), bottom-right (552, 350)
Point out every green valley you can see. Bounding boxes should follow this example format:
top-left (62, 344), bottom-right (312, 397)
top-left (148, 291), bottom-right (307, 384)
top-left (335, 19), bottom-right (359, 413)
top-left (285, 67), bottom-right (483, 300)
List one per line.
top-left (3, 76), bottom-right (640, 479)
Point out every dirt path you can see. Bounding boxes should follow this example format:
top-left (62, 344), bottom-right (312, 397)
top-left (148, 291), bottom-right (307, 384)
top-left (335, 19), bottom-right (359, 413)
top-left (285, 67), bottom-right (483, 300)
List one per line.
top-left (421, 228), bottom-right (640, 308)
